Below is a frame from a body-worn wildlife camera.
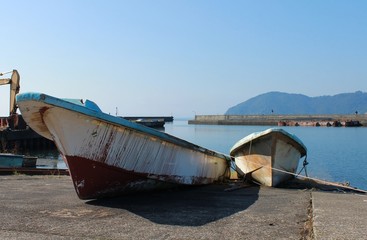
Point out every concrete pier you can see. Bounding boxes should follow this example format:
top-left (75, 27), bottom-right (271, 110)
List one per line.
top-left (1, 175), bottom-right (366, 239)
top-left (188, 114), bottom-right (367, 126)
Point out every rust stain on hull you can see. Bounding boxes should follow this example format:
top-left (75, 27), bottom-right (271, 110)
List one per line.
top-left (66, 155), bottom-right (218, 199)
top-left (66, 155), bottom-right (159, 199)
top-left (17, 93), bottom-right (231, 199)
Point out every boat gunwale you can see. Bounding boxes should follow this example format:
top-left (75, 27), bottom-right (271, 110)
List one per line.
top-left (230, 128), bottom-right (307, 157)
top-left (17, 92), bottom-right (231, 161)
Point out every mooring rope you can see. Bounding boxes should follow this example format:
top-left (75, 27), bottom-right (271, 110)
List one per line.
top-left (296, 155), bottom-right (309, 177)
top-left (247, 158), bottom-right (367, 193)
top-left (215, 149), bottom-right (367, 194)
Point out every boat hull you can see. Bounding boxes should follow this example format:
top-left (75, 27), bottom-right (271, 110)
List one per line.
top-left (65, 155), bottom-right (177, 199)
top-left (17, 93), bottom-right (230, 199)
top-left (230, 129), bottom-right (307, 187)
top-left (0, 153), bottom-right (24, 167)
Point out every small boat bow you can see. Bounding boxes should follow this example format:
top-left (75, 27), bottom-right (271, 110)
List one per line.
top-left (230, 128), bottom-right (307, 187)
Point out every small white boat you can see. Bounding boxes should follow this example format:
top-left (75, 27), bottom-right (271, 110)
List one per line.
top-left (230, 128), bottom-right (307, 187)
top-left (17, 92), bottom-right (231, 199)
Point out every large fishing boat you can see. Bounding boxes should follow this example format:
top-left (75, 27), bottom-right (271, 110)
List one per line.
top-left (16, 92), bottom-right (231, 199)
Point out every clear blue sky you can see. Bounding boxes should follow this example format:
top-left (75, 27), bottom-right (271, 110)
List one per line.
top-left (1, 0), bottom-right (366, 117)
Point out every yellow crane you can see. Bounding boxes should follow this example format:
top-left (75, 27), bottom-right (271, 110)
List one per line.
top-left (0, 70), bottom-right (20, 116)
top-left (0, 70), bottom-right (54, 151)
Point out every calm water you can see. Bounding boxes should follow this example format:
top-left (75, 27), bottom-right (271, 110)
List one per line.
top-left (164, 120), bottom-right (367, 191)
top-left (29, 120), bottom-right (367, 191)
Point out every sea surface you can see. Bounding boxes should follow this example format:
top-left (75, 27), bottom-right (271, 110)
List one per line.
top-left (30, 119), bottom-right (367, 191)
top-left (164, 120), bottom-right (367, 191)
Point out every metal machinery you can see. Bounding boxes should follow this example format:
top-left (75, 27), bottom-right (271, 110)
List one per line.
top-left (0, 70), bottom-right (20, 116)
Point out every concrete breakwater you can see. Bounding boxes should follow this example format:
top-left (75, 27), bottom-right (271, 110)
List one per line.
top-left (188, 114), bottom-right (367, 126)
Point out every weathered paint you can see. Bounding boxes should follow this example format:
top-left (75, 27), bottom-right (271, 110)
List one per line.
top-left (17, 93), bottom-right (231, 199)
top-left (230, 128), bottom-right (307, 187)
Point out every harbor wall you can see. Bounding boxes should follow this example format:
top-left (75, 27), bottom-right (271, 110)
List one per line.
top-left (188, 114), bottom-right (367, 126)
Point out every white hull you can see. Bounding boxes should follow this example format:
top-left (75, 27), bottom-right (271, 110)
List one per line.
top-left (230, 128), bottom-right (307, 187)
top-left (17, 93), bottom-right (230, 199)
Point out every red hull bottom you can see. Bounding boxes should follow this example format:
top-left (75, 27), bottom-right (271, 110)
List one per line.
top-left (65, 156), bottom-right (176, 199)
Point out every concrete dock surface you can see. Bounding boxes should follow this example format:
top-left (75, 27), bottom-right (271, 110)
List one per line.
top-left (0, 175), bottom-right (366, 240)
top-left (312, 191), bottom-right (367, 239)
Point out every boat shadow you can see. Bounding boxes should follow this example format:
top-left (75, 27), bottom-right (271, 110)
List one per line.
top-left (86, 183), bottom-right (259, 226)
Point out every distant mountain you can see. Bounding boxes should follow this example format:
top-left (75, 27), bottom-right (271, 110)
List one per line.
top-left (225, 91), bottom-right (367, 115)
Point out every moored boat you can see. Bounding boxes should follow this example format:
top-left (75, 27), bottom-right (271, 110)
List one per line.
top-left (0, 153), bottom-right (37, 168)
top-left (0, 153), bottom-right (24, 167)
top-left (16, 92), bottom-right (231, 199)
top-left (134, 118), bottom-right (165, 128)
top-left (230, 128), bottom-right (307, 187)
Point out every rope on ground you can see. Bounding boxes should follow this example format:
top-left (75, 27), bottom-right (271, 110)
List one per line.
top-left (249, 159), bottom-right (367, 194)
top-left (214, 149), bottom-right (367, 194)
